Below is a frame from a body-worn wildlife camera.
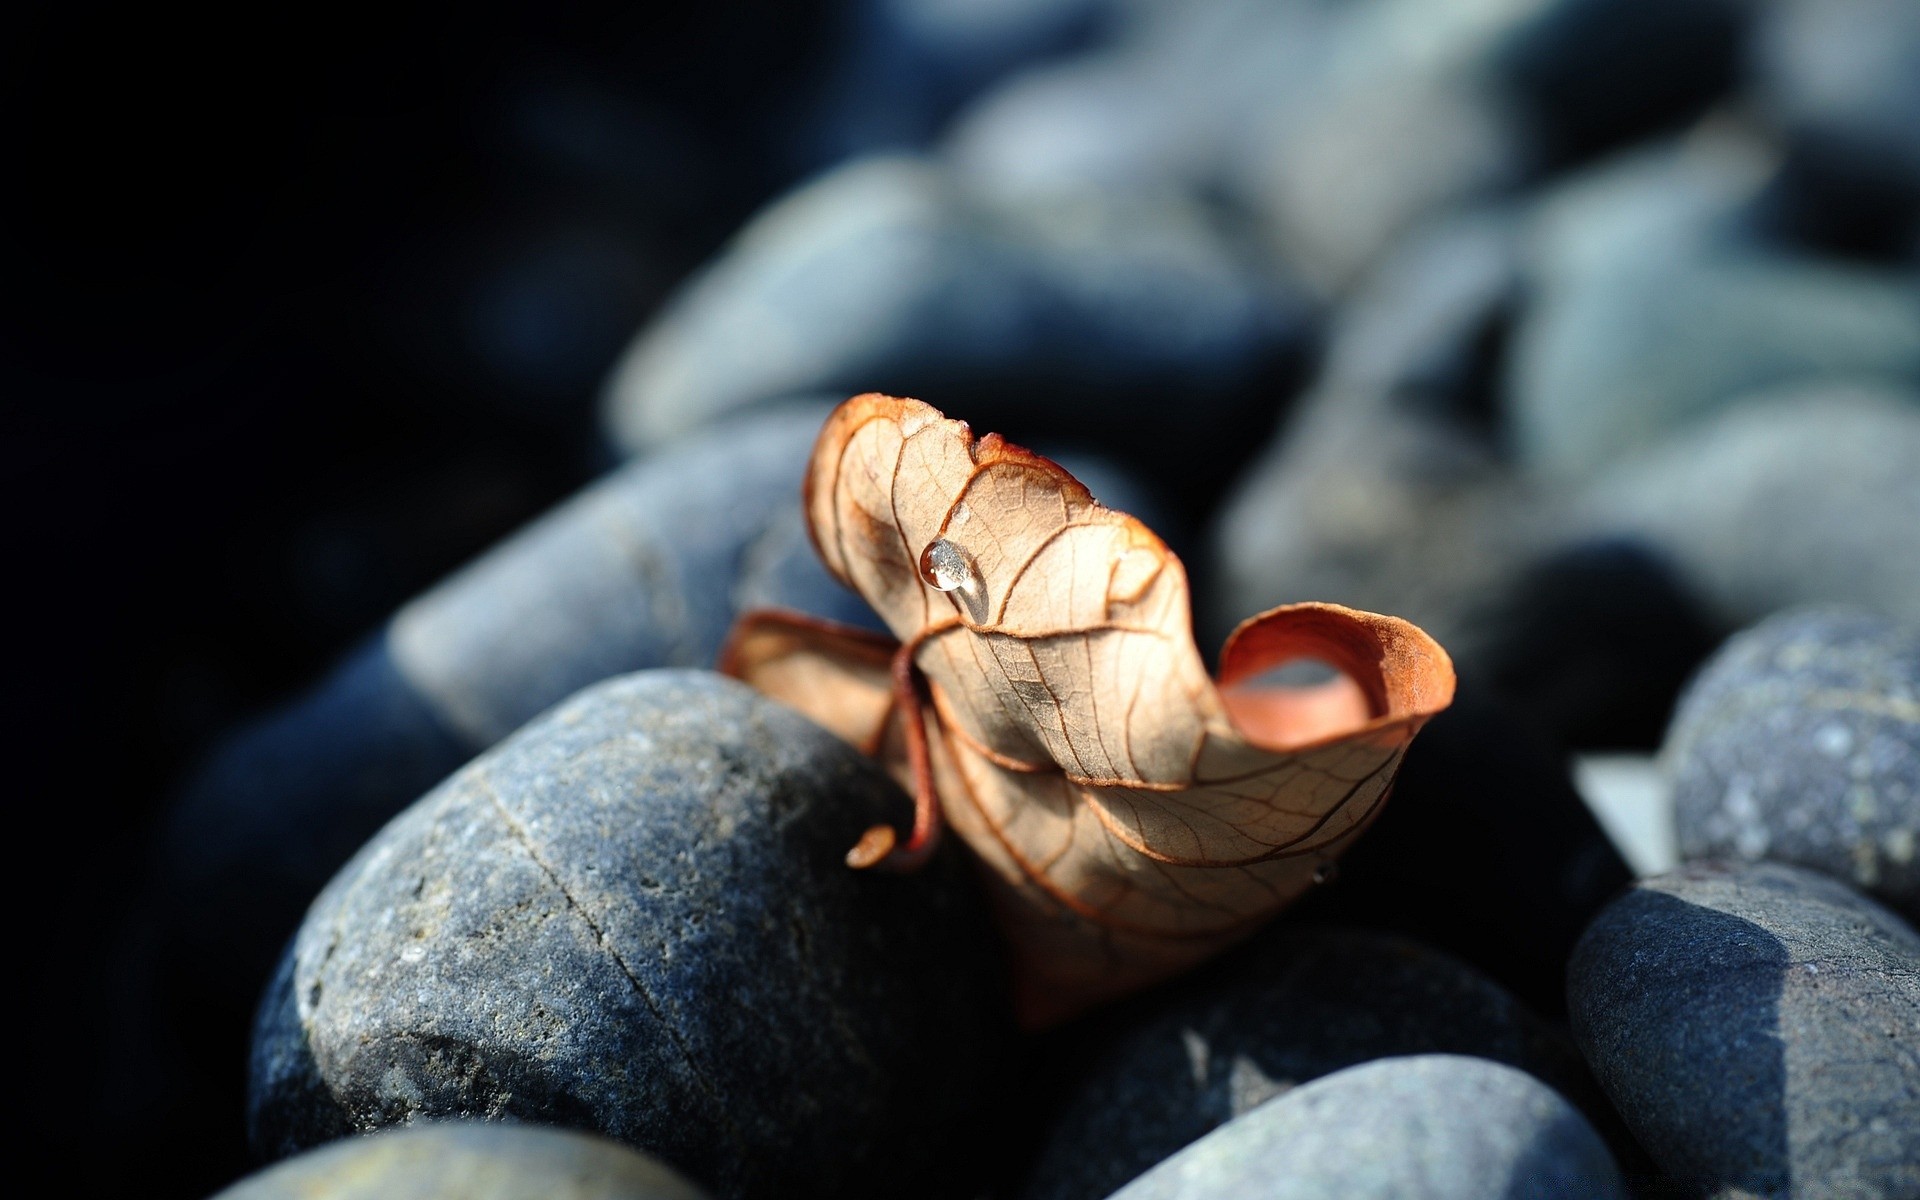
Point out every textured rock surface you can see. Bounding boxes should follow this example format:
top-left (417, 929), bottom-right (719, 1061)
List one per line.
top-left (1568, 861), bottom-right (1920, 1198)
top-left (1023, 926), bottom-right (1610, 1200)
top-left (1666, 608), bottom-right (1920, 917)
top-left (1107, 1055), bottom-right (1626, 1200)
top-left (597, 154), bottom-right (1309, 508)
top-left (1569, 384), bottom-right (1920, 630)
top-left (248, 671), bottom-right (1007, 1200)
top-left (1508, 132), bottom-right (1920, 481)
top-left (213, 1122), bottom-right (708, 1200)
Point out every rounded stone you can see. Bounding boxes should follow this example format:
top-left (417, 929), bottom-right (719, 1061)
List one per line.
top-left (1665, 608), bottom-right (1920, 917)
top-left (1105, 1055), bottom-right (1627, 1200)
top-left (1022, 926), bottom-right (1614, 1200)
top-left (248, 670), bottom-right (1008, 1200)
top-left (1507, 134), bottom-right (1920, 481)
top-left (1569, 383), bottom-right (1920, 629)
top-left (1568, 861), bottom-right (1920, 1198)
top-left (597, 154), bottom-right (1310, 510)
top-left (213, 1122), bottom-right (708, 1200)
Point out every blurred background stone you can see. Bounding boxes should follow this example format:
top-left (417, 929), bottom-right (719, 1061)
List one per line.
top-left (250, 670), bottom-right (1009, 1200)
top-left (1665, 608), bottom-right (1920, 919)
top-left (1107, 1055), bottom-right (1626, 1200)
top-left (1568, 861), bottom-right (1920, 1199)
top-left (599, 154), bottom-right (1312, 520)
top-left (1567, 384), bottom-right (1920, 629)
top-left (213, 1123), bottom-right (709, 1200)
top-left (1022, 926), bottom-right (1619, 1200)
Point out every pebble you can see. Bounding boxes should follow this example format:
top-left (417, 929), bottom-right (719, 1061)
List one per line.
top-left (1507, 129), bottom-right (1920, 481)
top-left (1569, 383), bottom-right (1920, 629)
top-left (1666, 608), bottom-right (1920, 918)
top-left (212, 1122), bottom-right (708, 1200)
top-left (1105, 1055), bottom-right (1627, 1200)
top-left (247, 671), bottom-right (1008, 1199)
top-left (1568, 861), bottom-right (1920, 1198)
top-left (597, 154), bottom-right (1310, 510)
top-left (1022, 925), bottom-right (1611, 1200)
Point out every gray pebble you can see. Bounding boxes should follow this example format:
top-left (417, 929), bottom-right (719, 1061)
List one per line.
top-left (1666, 608), bottom-right (1920, 917)
top-left (1508, 130), bottom-right (1920, 481)
top-left (248, 671), bottom-right (1007, 1200)
top-left (1568, 861), bottom-right (1920, 1198)
top-left (212, 1122), bottom-right (707, 1200)
top-left (1023, 926), bottom-right (1612, 1200)
top-left (1570, 383), bottom-right (1920, 628)
top-left (597, 154), bottom-right (1309, 494)
top-left (1106, 1055), bottom-right (1627, 1200)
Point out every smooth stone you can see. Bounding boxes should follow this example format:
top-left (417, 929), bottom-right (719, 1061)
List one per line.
top-left (942, 0), bottom-right (1348, 203)
top-left (1106, 1055), bottom-right (1627, 1200)
top-left (212, 1122), bottom-right (707, 1200)
top-left (1750, 0), bottom-right (1920, 259)
top-left (149, 407), bottom-right (863, 1094)
top-left (1666, 608), bottom-right (1920, 917)
top-left (248, 671), bottom-right (1007, 1199)
top-left (1022, 925), bottom-right (1614, 1200)
top-left (1568, 861), bottom-right (1920, 1198)
top-left (1568, 383), bottom-right (1920, 628)
top-left (1225, 0), bottom-right (1540, 294)
top-left (1204, 210), bottom-right (1540, 654)
top-left (598, 155), bottom-right (1310, 511)
top-left (1508, 131), bottom-right (1920, 481)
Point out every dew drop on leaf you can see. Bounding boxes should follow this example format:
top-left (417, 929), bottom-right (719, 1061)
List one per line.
top-left (920, 538), bottom-right (988, 622)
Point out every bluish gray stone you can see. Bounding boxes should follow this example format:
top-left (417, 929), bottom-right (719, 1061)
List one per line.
top-left (1205, 209), bottom-right (1541, 655)
top-left (1569, 383), bottom-right (1920, 628)
top-left (597, 154), bottom-right (1311, 504)
top-left (1022, 925), bottom-right (1615, 1200)
top-left (1666, 608), bottom-right (1920, 918)
top-left (212, 1122), bottom-right (708, 1200)
top-left (248, 671), bottom-right (1008, 1199)
top-left (1508, 132), bottom-right (1920, 480)
top-left (1568, 861), bottom-right (1920, 1198)
top-left (147, 406), bottom-right (872, 1147)
top-left (1751, 0), bottom-right (1920, 258)
top-left (1106, 1055), bottom-right (1627, 1200)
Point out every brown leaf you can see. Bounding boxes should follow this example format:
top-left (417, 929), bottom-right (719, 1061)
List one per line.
top-left (721, 394), bottom-right (1456, 1026)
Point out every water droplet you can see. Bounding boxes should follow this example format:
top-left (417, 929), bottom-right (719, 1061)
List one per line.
top-left (919, 538), bottom-right (988, 622)
top-left (1312, 861), bottom-right (1339, 885)
top-left (951, 501), bottom-right (973, 527)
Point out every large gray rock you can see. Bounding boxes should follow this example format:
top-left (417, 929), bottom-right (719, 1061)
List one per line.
top-left (1508, 131), bottom-right (1920, 481)
top-left (1568, 861), bottom-right (1920, 1198)
top-left (1023, 926), bottom-right (1613, 1200)
top-left (598, 154), bottom-right (1309, 502)
top-left (213, 1122), bottom-right (708, 1200)
top-left (1569, 384), bottom-right (1920, 628)
top-left (1666, 608), bottom-right (1920, 918)
top-left (248, 671), bottom-right (1008, 1200)
top-left (1106, 1055), bottom-right (1627, 1200)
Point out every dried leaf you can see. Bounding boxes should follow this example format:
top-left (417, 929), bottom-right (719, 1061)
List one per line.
top-left (722, 395), bottom-right (1455, 1025)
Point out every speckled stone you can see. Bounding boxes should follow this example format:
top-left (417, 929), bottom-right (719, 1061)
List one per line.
top-left (1022, 926), bottom-right (1614, 1200)
top-left (248, 671), bottom-right (1008, 1200)
top-left (213, 1122), bottom-right (708, 1199)
top-left (1666, 608), bottom-right (1920, 918)
top-left (1568, 861), bottom-right (1920, 1198)
top-left (1106, 1055), bottom-right (1627, 1200)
